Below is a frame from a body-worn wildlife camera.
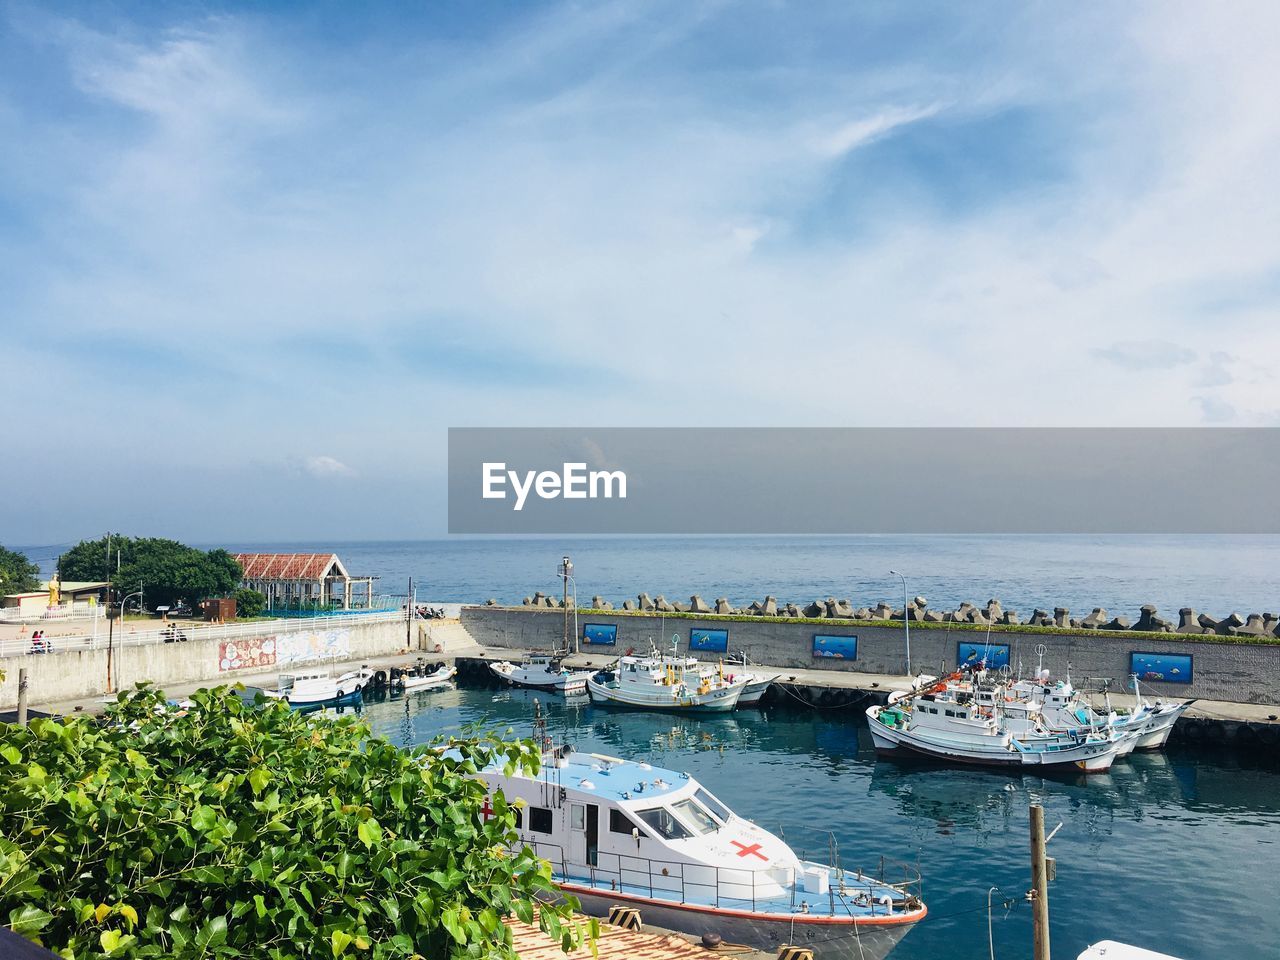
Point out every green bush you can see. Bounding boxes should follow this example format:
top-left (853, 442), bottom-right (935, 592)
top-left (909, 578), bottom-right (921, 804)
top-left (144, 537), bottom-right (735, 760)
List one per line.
top-left (0, 688), bottom-right (585, 959)
top-left (233, 589), bottom-right (266, 619)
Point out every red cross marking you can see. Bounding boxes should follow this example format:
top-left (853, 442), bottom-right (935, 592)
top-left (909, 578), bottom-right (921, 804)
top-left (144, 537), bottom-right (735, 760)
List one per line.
top-left (481, 797), bottom-right (494, 821)
top-left (731, 840), bottom-right (768, 861)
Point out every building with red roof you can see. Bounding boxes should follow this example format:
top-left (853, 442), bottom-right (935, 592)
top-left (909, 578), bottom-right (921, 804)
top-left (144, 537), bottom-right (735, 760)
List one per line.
top-left (233, 552), bottom-right (377, 611)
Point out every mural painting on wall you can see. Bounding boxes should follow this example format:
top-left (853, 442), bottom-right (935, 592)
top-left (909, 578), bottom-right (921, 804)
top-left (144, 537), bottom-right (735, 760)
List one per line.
top-left (219, 637), bottom-right (278, 672)
top-left (275, 628), bottom-right (353, 665)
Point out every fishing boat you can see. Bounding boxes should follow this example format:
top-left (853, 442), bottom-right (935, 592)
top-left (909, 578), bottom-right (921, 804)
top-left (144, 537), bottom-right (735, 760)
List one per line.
top-left (263, 668), bottom-right (364, 710)
top-left (722, 652), bottom-right (780, 707)
top-left (1077, 941), bottom-right (1186, 960)
top-left (398, 661), bottom-right (457, 692)
top-left (587, 642), bottom-right (748, 713)
top-left (490, 654), bottom-right (595, 694)
top-left (867, 674), bottom-right (1125, 773)
top-left (471, 709), bottom-right (925, 959)
top-left (1126, 675), bottom-right (1192, 750)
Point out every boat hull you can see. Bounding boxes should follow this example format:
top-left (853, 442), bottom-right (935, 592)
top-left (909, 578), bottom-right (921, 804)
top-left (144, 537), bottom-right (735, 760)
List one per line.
top-left (868, 711), bottom-right (1119, 773)
top-left (558, 882), bottom-right (919, 960)
top-left (735, 677), bottom-right (776, 707)
top-left (1133, 703), bottom-right (1187, 750)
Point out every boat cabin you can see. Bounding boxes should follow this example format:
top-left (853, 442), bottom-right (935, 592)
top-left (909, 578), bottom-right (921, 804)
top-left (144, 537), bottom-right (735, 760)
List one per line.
top-left (476, 750), bottom-right (822, 905)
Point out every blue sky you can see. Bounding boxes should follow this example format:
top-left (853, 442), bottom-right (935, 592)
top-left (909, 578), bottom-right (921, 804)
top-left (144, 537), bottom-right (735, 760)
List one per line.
top-left (2, 1), bottom-right (1278, 542)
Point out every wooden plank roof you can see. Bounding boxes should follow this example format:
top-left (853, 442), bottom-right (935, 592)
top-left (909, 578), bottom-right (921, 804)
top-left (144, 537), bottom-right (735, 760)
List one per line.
top-left (233, 553), bottom-right (351, 581)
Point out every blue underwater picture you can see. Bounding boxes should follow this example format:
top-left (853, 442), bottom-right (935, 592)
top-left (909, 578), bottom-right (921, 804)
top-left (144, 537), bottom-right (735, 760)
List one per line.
top-left (1130, 651), bottom-right (1193, 684)
top-left (813, 634), bottom-right (858, 660)
top-left (689, 628), bottom-right (729, 652)
top-left (582, 623), bottom-right (618, 645)
top-left (957, 641), bottom-right (1010, 670)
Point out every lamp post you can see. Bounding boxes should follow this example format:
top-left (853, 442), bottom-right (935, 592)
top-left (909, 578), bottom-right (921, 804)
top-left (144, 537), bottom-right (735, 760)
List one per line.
top-left (890, 569), bottom-right (911, 678)
top-left (109, 584), bottom-right (142, 695)
top-left (559, 557), bottom-right (578, 655)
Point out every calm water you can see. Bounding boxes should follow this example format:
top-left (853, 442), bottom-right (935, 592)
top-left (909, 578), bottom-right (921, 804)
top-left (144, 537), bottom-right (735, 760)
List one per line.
top-left (222, 535), bottom-right (1280, 620)
top-left (23, 535), bottom-right (1279, 618)
top-left (348, 686), bottom-right (1278, 960)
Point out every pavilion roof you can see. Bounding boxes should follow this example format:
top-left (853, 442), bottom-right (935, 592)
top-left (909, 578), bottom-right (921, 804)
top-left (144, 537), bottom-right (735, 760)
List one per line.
top-left (233, 553), bottom-right (353, 581)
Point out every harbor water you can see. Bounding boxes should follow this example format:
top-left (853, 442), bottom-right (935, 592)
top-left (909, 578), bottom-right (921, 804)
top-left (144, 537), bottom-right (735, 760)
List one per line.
top-left (355, 686), bottom-right (1279, 960)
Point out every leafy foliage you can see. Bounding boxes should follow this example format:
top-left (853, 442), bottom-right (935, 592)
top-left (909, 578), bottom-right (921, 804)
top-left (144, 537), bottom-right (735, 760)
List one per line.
top-left (0, 544), bottom-right (41, 597)
top-left (233, 589), bottom-right (267, 619)
top-left (57, 537), bottom-right (242, 609)
top-left (0, 688), bottom-right (583, 959)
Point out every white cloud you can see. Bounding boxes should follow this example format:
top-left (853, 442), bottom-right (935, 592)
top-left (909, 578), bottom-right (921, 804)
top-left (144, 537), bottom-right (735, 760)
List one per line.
top-left (303, 456), bottom-right (356, 478)
top-left (814, 103), bottom-right (944, 158)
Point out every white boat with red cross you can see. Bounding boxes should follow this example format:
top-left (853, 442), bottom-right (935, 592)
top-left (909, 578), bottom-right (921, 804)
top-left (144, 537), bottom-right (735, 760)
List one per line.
top-left (472, 722), bottom-right (925, 958)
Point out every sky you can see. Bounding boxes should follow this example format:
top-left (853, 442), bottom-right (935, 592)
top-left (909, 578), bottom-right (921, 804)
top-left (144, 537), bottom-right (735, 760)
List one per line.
top-left (2, 1), bottom-right (1278, 543)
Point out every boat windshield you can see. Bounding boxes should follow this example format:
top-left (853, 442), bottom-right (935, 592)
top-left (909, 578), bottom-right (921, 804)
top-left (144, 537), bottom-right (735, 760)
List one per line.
top-left (694, 788), bottom-right (732, 824)
top-left (635, 806), bottom-right (693, 840)
top-left (672, 798), bottom-right (720, 835)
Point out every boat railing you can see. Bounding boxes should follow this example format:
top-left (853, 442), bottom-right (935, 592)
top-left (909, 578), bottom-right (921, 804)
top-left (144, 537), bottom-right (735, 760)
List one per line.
top-left (521, 841), bottom-right (924, 917)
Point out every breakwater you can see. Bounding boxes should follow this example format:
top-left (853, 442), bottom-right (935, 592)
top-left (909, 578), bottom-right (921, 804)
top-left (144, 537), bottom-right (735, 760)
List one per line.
top-left (515, 591), bottom-right (1280, 637)
top-left (462, 605), bottom-right (1280, 704)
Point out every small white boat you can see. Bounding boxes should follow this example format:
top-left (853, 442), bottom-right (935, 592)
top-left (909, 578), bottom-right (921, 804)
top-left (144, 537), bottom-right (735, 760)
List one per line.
top-left (587, 643), bottom-right (748, 713)
top-left (868, 674), bottom-right (1124, 773)
top-left (399, 662), bottom-right (456, 691)
top-left (490, 655), bottom-right (595, 694)
top-left (722, 652), bottom-right (779, 707)
top-left (468, 711), bottom-right (926, 958)
top-left (263, 669), bottom-right (363, 710)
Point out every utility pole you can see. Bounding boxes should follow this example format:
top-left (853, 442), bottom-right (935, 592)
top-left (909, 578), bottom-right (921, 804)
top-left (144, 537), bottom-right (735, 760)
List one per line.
top-left (890, 569), bottom-right (911, 677)
top-left (560, 556), bottom-right (573, 656)
top-left (1030, 804), bottom-right (1053, 960)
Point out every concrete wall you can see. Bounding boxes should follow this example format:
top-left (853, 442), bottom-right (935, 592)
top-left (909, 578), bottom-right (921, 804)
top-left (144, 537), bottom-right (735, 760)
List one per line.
top-left (460, 606), bottom-right (1280, 705)
top-left (0, 619), bottom-right (413, 709)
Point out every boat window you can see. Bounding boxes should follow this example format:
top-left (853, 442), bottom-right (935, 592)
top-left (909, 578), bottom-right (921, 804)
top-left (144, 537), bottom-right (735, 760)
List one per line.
top-left (694, 788), bottom-right (731, 824)
top-left (635, 806), bottom-right (692, 840)
top-left (672, 798), bottom-right (719, 835)
top-left (610, 809), bottom-right (641, 835)
top-left (529, 806), bottom-right (553, 834)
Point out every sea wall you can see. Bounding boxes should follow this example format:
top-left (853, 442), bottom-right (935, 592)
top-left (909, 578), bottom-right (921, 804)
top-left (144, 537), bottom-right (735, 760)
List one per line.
top-left (460, 606), bottom-right (1280, 704)
top-left (0, 618), bottom-right (414, 709)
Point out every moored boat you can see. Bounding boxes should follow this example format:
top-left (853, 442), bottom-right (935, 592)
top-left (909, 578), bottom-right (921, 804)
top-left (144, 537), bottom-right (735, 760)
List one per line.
top-left (490, 654), bottom-right (595, 694)
top-left (399, 661), bottom-right (456, 692)
top-left (471, 714), bottom-right (925, 958)
top-left (867, 673), bottom-right (1124, 773)
top-left (722, 652), bottom-right (779, 707)
top-left (587, 643), bottom-right (748, 713)
top-left (263, 669), bottom-right (364, 710)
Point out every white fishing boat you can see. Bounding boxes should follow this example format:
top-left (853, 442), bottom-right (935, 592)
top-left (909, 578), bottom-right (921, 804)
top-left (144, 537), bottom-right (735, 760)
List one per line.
top-left (722, 652), bottom-right (780, 707)
top-left (867, 674), bottom-right (1124, 773)
top-left (263, 668), bottom-right (363, 710)
top-left (490, 654), bottom-right (595, 694)
top-left (470, 710), bottom-right (926, 958)
top-left (399, 661), bottom-right (456, 692)
top-left (1010, 669), bottom-right (1187, 753)
top-left (587, 643), bottom-right (748, 713)
top-left (1126, 675), bottom-right (1192, 749)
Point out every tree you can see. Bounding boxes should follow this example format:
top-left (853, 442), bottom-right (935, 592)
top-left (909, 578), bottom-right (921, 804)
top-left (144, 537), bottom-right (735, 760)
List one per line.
top-left (0, 544), bottom-right (41, 597)
top-left (233, 588), bottom-right (266, 619)
top-left (0, 687), bottom-right (587, 959)
top-left (58, 537), bottom-right (242, 610)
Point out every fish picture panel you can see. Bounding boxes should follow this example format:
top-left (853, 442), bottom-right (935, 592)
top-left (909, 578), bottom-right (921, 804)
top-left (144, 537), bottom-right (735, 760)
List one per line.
top-left (1131, 651), bottom-right (1193, 684)
top-left (813, 634), bottom-right (858, 660)
top-left (582, 623), bottom-right (618, 646)
top-left (957, 641), bottom-right (1011, 670)
top-left (689, 628), bottom-right (729, 652)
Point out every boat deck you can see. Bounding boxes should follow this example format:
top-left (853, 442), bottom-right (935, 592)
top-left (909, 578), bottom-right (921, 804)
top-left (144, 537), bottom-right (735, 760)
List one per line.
top-left (553, 863), bottom-right (917, 921)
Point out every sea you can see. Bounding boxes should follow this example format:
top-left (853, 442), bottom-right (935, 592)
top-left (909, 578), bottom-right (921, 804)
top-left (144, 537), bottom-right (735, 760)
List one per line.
top-left (23, 535), bottom-right (1279, 617)
top-left (218, 535), bottom-right (1278, 619)
top-left (351, 685), bottom-right (1280, 960)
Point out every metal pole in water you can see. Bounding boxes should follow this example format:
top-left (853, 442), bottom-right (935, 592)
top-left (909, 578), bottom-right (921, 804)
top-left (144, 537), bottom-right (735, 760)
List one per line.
top-left (1030, 804), bottom-right (1051, 960)
top-left (17, 668), bottom-right (28, 727)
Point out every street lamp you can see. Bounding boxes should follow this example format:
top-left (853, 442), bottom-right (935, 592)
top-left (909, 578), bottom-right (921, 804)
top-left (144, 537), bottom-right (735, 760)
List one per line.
top-left (889, 569), bottom-right (911, 678)
top-left (559, 557), bottom-right (578, 655)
